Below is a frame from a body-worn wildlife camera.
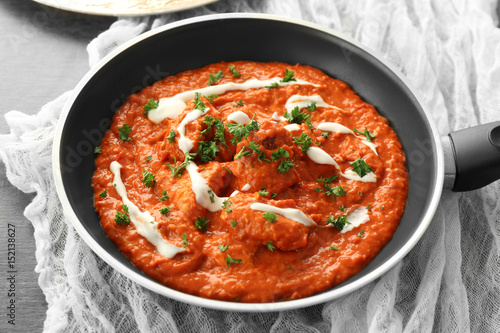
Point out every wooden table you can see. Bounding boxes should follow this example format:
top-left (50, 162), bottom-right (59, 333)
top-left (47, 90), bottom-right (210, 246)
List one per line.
top-left (0, 1), bottom-right (114, 331)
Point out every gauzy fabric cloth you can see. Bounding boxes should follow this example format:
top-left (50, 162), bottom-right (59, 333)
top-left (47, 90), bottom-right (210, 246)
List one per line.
top-left (1, 0), bottom-right (500, 332)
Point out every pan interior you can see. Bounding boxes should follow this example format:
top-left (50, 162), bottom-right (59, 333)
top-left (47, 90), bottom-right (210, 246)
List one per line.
top-left (56, 15), bottom-right (441, 310)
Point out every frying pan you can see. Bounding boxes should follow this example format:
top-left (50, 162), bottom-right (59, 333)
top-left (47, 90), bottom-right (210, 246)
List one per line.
top-left (52, 13), bottom-right (500, 312)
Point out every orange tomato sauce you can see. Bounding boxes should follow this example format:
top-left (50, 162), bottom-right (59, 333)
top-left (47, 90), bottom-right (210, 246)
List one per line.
top-left (92, 61), bottom-right (408, 302)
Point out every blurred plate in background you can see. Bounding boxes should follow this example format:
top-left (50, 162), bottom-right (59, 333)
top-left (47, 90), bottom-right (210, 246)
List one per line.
top-left (32, 0), bottom-right (219, 16)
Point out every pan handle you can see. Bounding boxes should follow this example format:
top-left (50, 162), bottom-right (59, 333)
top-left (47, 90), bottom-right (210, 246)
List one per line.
top-left (442, 121), bottom-right (500, 192)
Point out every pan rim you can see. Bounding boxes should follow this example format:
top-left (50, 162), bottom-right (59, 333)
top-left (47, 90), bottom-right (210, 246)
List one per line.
top-left (52, 13), bottom-right (444, 312)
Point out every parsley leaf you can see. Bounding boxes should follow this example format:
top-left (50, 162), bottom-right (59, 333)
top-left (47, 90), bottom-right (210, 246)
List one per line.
top-left (160, 190), bottom-right (169, 201)
top-left (99, 190), bottom-right (107, 198)
top-left (326, 214), bottom-right (350, 231)
top-left (207, 189), bottom-right (215, 203)
top-left (329, 245), bottom-right (339, 251)
top-left (263, 212), bottom-right (278, 223)
top-left (266, 82), bottom-right (279, 90)
top-left (317, 176), bottom-right (338, 184)
top-left (205, 94), bottom-right (218, 103)
top-left (166, 153), bottom-right (196, 178)
top-left (222, 199), bottom-right (232, 213)
top-left (248, 141), bottom-right (270, 163)
top-left (118, 123), bottom-right (132, 142)
top-left (271, 147), bottom-right (289, 161)
top-left (226, 115), bottom-right (260, 144)
top-left (219, 244), bottom-right (229, 252)
top-left (305, 101), bottom-right (316, 112)
top-left (284, 106), bottom-right (310, 124)
top-left (278, 159), bottom-right (294, 173)
top-left (230, 220), bottom-right (238, 227)
top-left (349, 158), bottom-right (373, 178)
top-left (194, 217), bottom-right (209, 232)
top-left (213, 119), bottom-right (228, 147)
top-left (181, 234), bottom-right (189, 248)
top-left (353, 127), bottom-right (375, 142)
top-left (94, 146), bottom-right (102, 154)
top-left (226, 254), bottom-right (242, 267)
top-left (266, 240), bottom-right (275, 252)
top-left (358, 229), bottom-right (365, 238)
top-left (323, 184), bottom-right (347, 198)
top-left (293, 133), bottom-right (312, 153)
top-left (193, 92), bottom-right (207, 112)
top-left (281, 69), bottom-right (296, 82)
top-left (141, 169), bottom-right (156, 188)
top-left (228, 65), bottom-right (241, 78)
top-left (208, 70), bottom-right (224, 86)
top-left (234, 146), bottom-right (252, 160)
top-left (115, 209), bottom-right (130, 225)
top-left (198, 140), bottom-right (220, 163)
top-left (143, 99), bottom-right (159, 116)
top-left (159, 207), bottom-right (172, 216)
top-left (234, 100), bottom-right (244, 107)
top-left (167, 130), bottom-right (176, 143)
top-left (258, 186), bottom-right (269, 197)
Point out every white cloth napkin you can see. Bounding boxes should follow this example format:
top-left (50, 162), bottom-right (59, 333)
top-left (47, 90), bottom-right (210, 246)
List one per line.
top-left (1, 0), bottom-right (500, 332)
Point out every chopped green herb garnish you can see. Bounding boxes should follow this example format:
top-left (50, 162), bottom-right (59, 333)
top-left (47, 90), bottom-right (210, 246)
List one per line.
top-left (283, 106), bottom-right (310, 124)
top-left (366, 204), bottom-right (371, 211)
top-left (166, 153), bottom-right (196, 178)
top-left (358, 229), bottom-right (365, 238)
top-left (167, 130), bottom-right (176, 143)
top-left (230, 220), bottom-right (238, 227)
top-left (143, 98), bottom-right (159, 116)
top-left (205, 94), bottom-right (218, 103)
top-left (219, 244), bottom-right (229, 252)
top-left (99, 189), bottom-right (107, 198)
top-left (114, 211), bottom-right (130, 225)
top-left (266, 240), bottom-right (275, 252)
top-left (226, 115), bottom-right (260, 144)
top-left (321, 132), bottom-right (330, 139)
top-left (317, 176), bottom-right (338, 184)
top-left (181, 233), bottom-right (189, 248)
top-left (359, 191), bottom-right (363, 196)
top-left (141, 169), bottom-right (156, 188)
top-left (160, 190), bottom-right (169, 201)
top-left (122, 205), bottom-right (129, 214)
top-left (293, 133), bottom-right (312, 153)
top-left (266, 82), bottom-right (279, 90)
top-left (326, 214), bottom-right (350, 231)
top-left (118, 123), bottom-right (132, 142)
top-left (145, 155), bottom-right (152, 161)
top-left (339, 205), bottom-right (346, 212)
top-left (263, 212), bottom-right (278, 223)
top-left (278, 159), bottom-right (294, 173)
top-left (94, 146), bottom-right (102, 154)
top-left (226, 254), bottom-right (242, 267)
top-left (353, 127), bottom-right (375, 142)
top-left (193, 92), bottom-right (207, 111)
top-left (258, 186), bottom-right (269, 197)
top-left (228, 65), bottom-right (241, 78)
top-left (222, 199), bottom-right (232, 213)
top-left (207, 189), bottom-right (215, 204)
top-left (281, 69), bottom-right (296, 82)
top-left (271, 147), bottom-right (289, 161)
top-left (349, 158), bottom-right (373, 178)
top-left (271, 192), bottom-right (278, 198)
top-left (329, 245), bottom-right (339, 251)
top-left (248, 141), bottom-right (270, 163)
top-left (323, 184), bottom-right (346, 198)
top-left (198, 140), bottom-right (220, 163)
top-left (234, 100), bottom-right (244, 107)
top-left (208, 70), bottom-right (224, 86)
top-left (234, 146), bottom-right (252, 160)
top-left (305, 101), bottom-right (316, 112)
top-left (159, 207), bottom-right (172, 216)
top-left (195, 216), bottom-right (209, 232)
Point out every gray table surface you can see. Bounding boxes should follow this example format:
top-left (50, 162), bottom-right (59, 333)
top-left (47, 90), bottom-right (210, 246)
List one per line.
top-left (0, 1), bottom-right (114, 331)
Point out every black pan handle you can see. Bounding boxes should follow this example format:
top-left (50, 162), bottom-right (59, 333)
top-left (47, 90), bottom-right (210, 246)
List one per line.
top-left (443, 121), bottom-right (500, 192)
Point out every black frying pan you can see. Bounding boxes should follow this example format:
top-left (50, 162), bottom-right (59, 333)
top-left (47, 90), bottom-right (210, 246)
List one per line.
top-left (53, 13), bottom-right (500, 312)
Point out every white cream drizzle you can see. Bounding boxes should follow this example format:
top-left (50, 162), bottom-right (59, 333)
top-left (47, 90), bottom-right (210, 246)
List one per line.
top-left (284, 123), bottom-right (301, 132)
top-left (241, 184), bottom-right (251, 191)
top-left (250, 202), bottom-right (316, 226)
top-left (148, 78), bottom-right (318, 124)
top-left (227, 111), bottom-right (251, 125)
top-left (317, 122), bottom-right (378, 155)
top-left (109, 161), bottom-right (185, 258)
top-left (340, 207), bottom-right (370, 233)
top-left (306, 147), bottom-right (376, 183)
top-left (285, 94), bottom-right (344, 113)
